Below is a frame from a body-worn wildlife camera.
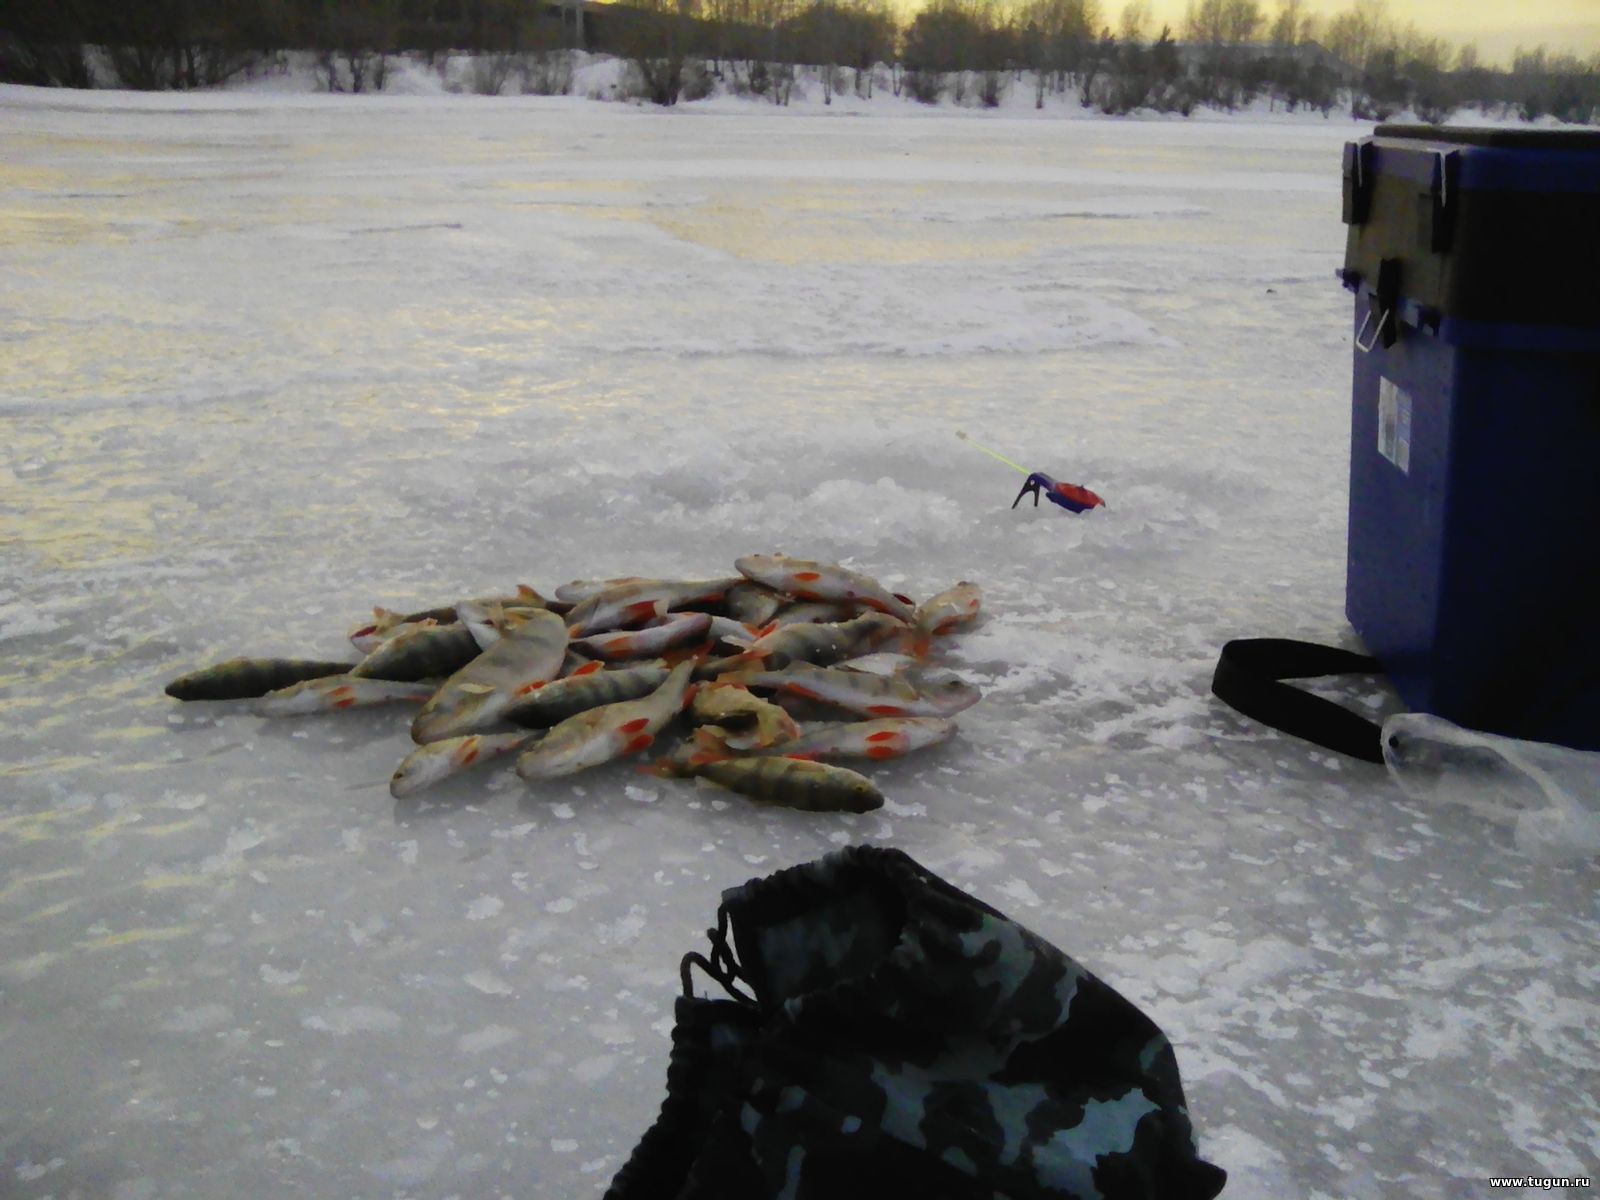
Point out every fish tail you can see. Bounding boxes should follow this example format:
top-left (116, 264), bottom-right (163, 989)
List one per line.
top-left (661, 640), bottom-right (714, 668)
top-left (695, 654), bottom-right (749, 680)
top-left (689, 729), bottom-right (735, 760)
top-left (640, 754), bottom-right (697, 778)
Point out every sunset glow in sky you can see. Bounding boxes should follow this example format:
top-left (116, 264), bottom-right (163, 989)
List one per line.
top-left (1138, 0), bottom-right (1600, 65)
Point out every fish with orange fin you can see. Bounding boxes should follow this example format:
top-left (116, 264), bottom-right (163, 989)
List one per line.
top-left (515, 659), bottom-right (697, 779)
top-left (563, 577), bottom-right (742, 637)
top-left (455, 601), bottom-right (509, 651)
top-left (503, 660), bottom-right (670, 728)
top-left (702, 615), bottom-right (761, 649)
top-left (721, 660), bottom-right (982, 718)
top-left (569, 611), bottom-right (713, 661)
top-left (768, 600), bottom-right (861, 627)
top-left (411, 609), bottom-right (569, 743)
top-left (349, 586), bottom-right (553, 651)
top-left (721, 581), bottom-right (786, 626)
top-left (911, 581), bottom-right (983, 657)
top-left (251, 675), bottom-right (438, 717)
top-left (165, 657), bottom-right (357, 701)
top-left (688, 681), bottom-right (800, 752)
top-left (552, 576), bottom-right (652, 604)
top-left (734, 555), bottom-right (915, 622)
top-left (755, 716), bottom-right (958, 762)
top-left (455, 598), bottom-right (554, 651)
top-left (651, 751), bottom-right (884, 813)
top-left (349, 621), bottom-right (481, 682)
top-left (390, 731), bottom-right (534, 798)
top-left (395, 584), bottom-right (553, 623)
top-left (698, 611), bottom-right (906, 678)
top-left (348, 608), bottom-right (411, 654)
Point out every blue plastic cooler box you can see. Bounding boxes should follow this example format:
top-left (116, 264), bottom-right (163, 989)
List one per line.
top-left (1339, 126), bottom-right (1600, 750)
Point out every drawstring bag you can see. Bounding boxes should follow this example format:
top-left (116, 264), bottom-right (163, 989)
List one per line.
top-left (606, 845), bottom-right (1227, 1200)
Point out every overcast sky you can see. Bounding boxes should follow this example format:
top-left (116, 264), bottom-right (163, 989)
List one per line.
top-left (1138, 0), bottom-right (1600, 65)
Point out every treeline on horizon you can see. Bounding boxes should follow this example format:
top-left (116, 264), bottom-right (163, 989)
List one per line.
top-left (3, 0), bottom-right (1597, 122)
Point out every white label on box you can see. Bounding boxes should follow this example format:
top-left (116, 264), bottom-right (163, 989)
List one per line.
top-left (1377, 377), bottom-right (1412, 475)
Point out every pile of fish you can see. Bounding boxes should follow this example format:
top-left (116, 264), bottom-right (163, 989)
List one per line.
top-left (164, 555), bottom-right (984, 813)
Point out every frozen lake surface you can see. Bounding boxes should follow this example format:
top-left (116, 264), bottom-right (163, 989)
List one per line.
top-left (2, 85), bottom-right (1596, 1198)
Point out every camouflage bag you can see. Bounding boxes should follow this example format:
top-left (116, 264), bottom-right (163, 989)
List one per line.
top-left (605, 845), bottom-right (1226, 1200)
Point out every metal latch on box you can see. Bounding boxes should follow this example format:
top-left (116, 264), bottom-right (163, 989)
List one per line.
top-left (1420, 149), bottom-right (1460, 254)
top-left (1341, 140), bottom-right (1375, 226)
top-left (1356, 257), bottom-right (1402, 352)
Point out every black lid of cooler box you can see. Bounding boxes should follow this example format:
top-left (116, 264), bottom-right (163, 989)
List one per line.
top-left (1373, 124), bottom-right (1600, 152)
top-left (1340, 126), bottom-right (1600, 342)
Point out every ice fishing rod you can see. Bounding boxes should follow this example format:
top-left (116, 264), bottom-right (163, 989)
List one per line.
top-left (955, 431), bottom-right (1106, 514)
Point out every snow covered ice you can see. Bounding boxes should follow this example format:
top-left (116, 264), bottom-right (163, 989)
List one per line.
top-left (2, 79), bottom-right (1597, 1199)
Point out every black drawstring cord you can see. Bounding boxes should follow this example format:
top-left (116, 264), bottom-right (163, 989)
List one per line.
top-left (679, 905), bottom-right (757, 1006)
top-left (707, 905), bottom-right (739, 978)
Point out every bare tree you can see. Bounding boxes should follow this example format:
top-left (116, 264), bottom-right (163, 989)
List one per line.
top-left (897, 0), bottom-right (1012, 105)
top-left (520, 11), bottom-right (575, 95)
top-left (311, 0), bottom-right (398, 93)
top-left (1184, 0), bottom-right (1263, 108)
top-left (1016, 0), bottom-right (1098, 107)
top-left (747, 0), bottom-right (798, 103)
top-left (1076, 25), bottom-right (1115, 107)
top-left (702, 0), bottom-right (758, 81)
top-left (841, 0), bottom-right (896, 98)
top-left (620, 0), bottom-right (705, 104)
top-left (1323, 0), bottom-right (1433, 119)
top-left (1264, 0), bottom-right (1324, 110)
top-left (901, 0), bottom-right (981, 101)
top-left (99, 0), bottom-right (265, 90)
top-left (1267, 0), bottom-right (1303, 51)
top-left (1399, 26), bottom-right (1456, 121)
top-left (1118, 0), bottom-right (1149, 45)
top-left (465, 0), bottom-right (519, 93)
top-left (1099, 21), bottom-right (1188, 112)
top-left (1510, 45), bottom-right (1600, 123)
top-left (1323, 0), bottom-right (1389, 74)
top-left (1453, 42), bottom-right (1496, 114)
top-left (1, 0), bottom-right (94, 86)
top-left (790, 0), bottom-right (847, 101)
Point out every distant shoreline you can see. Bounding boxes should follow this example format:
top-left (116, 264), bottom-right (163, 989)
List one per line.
top-left (1, 50), bottom-right (1587, 131)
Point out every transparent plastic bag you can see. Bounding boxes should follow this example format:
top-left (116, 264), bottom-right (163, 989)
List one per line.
top-left (1382, 713), bottom-right (1600, 864)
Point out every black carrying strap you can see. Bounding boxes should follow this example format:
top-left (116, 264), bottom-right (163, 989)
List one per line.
top-left (680, 904), bottom-right (758, 1008)
top-left (1211, 638), bottom-right (1386, 764)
